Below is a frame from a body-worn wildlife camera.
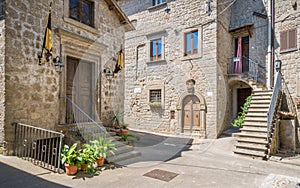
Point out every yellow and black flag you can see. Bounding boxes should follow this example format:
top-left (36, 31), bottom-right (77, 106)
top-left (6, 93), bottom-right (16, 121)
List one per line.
top-left (113, 49), bottom-right (123, 74)
top-left (39, 2), bottom-right (52, 65)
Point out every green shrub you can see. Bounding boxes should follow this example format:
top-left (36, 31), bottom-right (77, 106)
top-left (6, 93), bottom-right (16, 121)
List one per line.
top-left (232, 95), bottom-right (252, 127)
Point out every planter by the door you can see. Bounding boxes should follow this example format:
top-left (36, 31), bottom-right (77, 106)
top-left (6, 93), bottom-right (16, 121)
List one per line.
top-left (65, 164), bottom-right (77, 175)
top-left (96, 157), bottom-right (104, 167)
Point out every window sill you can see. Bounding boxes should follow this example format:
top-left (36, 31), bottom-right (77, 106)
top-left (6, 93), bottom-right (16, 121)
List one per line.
top-left (147, 2), bottom-right (167, 11)
top-left (63, 17), bottom-right (99, 36)
top-left (147, 59), bottom-right (167, 64)
top-left (280, 48), bottom-right (298, 54)
top-left (181, 54), bottom-right (201, 61)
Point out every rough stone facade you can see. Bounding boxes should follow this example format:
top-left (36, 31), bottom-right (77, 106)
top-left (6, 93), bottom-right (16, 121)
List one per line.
top-left (0, 0), bottom-right (131, 155)
top-left (0, 0), bottom-right (5, 153)
top-left (274, 0), bottom-right (300, 147)
top-left (118, 0), bottom-right (235, 138)
top-left (118, 0), bottom-right (299, 140)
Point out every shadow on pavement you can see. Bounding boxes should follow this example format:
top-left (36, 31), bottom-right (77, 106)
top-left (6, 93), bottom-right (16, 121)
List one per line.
top-left (0, 162), bottom-right (70, 188)
top-left (116, 131), bottom-right (193, 166)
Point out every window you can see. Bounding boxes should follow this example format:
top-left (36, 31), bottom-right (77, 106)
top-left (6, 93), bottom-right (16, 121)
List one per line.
top-left (149, 89), bottom-right (162, 102)
top-left (150, 39), bottom-right (162, 61)
top-left (153, 0), bottom-right (165, 6)
top-left (280, 28), bottom-right (297, 52)
top-left (69, 0), bottom-right (94, 27)
top-left (184, 30), bottom-right (198, 56)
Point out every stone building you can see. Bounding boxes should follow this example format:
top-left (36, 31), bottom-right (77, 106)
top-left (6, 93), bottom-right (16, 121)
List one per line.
top-left (118, 0), bottom-right (299, 149)
top-left (0, 0), bottom-right (133, 155)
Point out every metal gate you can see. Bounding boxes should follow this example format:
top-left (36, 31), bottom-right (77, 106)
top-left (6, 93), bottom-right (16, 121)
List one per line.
top-left (13, 122), bottom-right (64, 172)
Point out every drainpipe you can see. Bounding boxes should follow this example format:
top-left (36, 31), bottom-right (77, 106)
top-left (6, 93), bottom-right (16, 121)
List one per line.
top-left (267, 0), bottom-right (274, 89)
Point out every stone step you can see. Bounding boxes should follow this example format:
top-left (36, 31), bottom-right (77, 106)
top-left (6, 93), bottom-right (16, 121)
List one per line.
top-left (251, 100), bottom-right (271, 104)
top-left (233, 148), bottom-right (266, 158)
top-left (251, 95), bottom-right (272, 100)
top-left (248, 104), bottom-right (270, 108)
top-left (236, 137), bottom-right (268, 144)
top-left (235, 142), bottom-right (267, 151)
top-left (244, 117), bottom-right (267, 122)
top-left (240, 126), bottom-right (267, 132)
top-left (107, 145), bottom-right (134, 157)
top-left (107, 150), bottom-right (141, 163)
top-left (243, 122), bottom-right (267, 127)
top-left (234, 132), bottom-right (267, 139)
top-left (247, 109), bottom-right (269, 114)
top-left (252, 90), bottom-right (273, 96)
top-left (246, 113), bottom-right (268, 117)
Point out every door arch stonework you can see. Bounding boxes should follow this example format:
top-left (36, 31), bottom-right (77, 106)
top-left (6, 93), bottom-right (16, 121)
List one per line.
top-left (176, 92), bottom-right (206, 136)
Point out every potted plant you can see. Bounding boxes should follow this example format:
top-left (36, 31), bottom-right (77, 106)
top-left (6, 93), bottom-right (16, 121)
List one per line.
top-left (60, 143), bottom-right (79, 175)
top-left (77, 143), bottom-right (96, 171)
top-left (121, 133), bottom-right (140, 146)
top-left (67, 114), bottom-right (73, 124)
top-left (90, 136), bottom-right (116, 167)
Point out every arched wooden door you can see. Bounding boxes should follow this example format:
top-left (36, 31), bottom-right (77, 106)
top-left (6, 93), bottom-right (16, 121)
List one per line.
top-left (182, 95), bottom-right (201, 133)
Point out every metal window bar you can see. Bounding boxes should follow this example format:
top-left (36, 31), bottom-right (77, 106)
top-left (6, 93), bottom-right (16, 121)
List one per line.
top-left (62, 96), bottom-right (108, 143)
top-left (12, 122), bottom-right (64, 172)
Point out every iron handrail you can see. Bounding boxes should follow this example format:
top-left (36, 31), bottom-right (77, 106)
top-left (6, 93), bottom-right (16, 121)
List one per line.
top-left (61, 96), bottom-right (107, 142)
top-left (227, 56), bottom-right (266, 83)
top-left (13, 122), bottom-right (64, 172)
top-left (267, 72), bottom-right (282, 137)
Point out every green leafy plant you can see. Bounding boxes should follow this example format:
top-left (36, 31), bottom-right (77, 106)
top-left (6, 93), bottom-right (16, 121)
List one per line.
top-left (111, 110), bottom-right (122, 128)
top-left (77, 143), bottom-right (96, 166)
top-left (121, 133), bottom-right (140, 146)
top-left (90, 137), bottom-right (116, 159)
top-left (232, 95), bottom-right (252, 128)
top-left (60, 143), bottom-right (79, 166)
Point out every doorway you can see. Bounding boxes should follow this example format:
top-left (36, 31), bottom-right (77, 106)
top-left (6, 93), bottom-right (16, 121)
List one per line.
top-left (237, 88), bottom-right (252, 114)
top-left (66, 56), bottom-right (95, 123)
top-left (235, 36), bottom-right (249, 73)
top-left (182, 95), bottom-right (201, 133)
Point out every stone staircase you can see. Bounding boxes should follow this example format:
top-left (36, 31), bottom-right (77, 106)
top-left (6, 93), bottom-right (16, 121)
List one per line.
top-left (55, 123), bottom-right (141, 164)
top-left (233, 90), bottom-right (273, 159)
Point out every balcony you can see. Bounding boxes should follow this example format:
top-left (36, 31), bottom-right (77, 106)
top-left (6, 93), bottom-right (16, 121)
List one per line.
top-left (227, 56), bottom-right (266, 85)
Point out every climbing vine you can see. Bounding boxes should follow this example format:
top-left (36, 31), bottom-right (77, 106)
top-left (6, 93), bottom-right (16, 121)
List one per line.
top-left (232, 95), bottom-right (252, 127)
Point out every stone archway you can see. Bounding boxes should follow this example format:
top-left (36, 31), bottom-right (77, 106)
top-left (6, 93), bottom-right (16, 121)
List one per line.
top-left (177, 92), bottom-right (206, 136)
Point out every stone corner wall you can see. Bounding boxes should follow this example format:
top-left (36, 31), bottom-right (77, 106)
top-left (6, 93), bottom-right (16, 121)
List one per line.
top-left (0, 18), bottom-right (5, 154)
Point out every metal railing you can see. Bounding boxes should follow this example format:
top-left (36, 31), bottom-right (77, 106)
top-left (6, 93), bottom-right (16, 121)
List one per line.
top-left (228, 56), bottom-right (266, 84)
top-left (12, 122), bottom-right (64, 172)
top-left (62, 96), bottom-right (107, 143)
top-left (267, 72), bottom-right (282, 135)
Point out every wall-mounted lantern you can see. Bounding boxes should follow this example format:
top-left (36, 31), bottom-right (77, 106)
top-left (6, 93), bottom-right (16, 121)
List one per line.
top-left (53, 56), bottom-right (64, 72)
top-left (275, 59), bottom-right (281, 72)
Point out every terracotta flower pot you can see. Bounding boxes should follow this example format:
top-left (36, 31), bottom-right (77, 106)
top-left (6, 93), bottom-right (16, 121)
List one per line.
top-left (81, 164), bottom-right (88, 171)
top-left (65, 164), bottom-right (77, 175)
top-left (96, 157), bottom-right (105, 167)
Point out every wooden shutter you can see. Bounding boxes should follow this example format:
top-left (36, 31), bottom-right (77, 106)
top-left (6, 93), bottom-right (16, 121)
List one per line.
top-left (280, 30), bottom-right (288, 51)
top-left (288, 28), bottom-right (297, 49)
top-left (280, 28), bottom-right (297, 52)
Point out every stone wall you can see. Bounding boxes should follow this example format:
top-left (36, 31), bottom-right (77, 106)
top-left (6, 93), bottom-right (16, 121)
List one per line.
top-left (216, 0), bottom-right (232, 136)
top-left (0, 18), bottom-right (5, 154)
top-left (274, 0), bottom-right (300, 147)
top-left (119, 0), bottom-right (222, 138)
top-left (3, 0), bottom-right (127, 154)
top-left (230, 0), bottom-right (268, 77)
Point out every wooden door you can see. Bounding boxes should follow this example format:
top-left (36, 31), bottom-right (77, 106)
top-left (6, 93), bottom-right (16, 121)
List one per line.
top-left (242, 36), bottom-right (249, 73)
top-left (183, 95), bottom-right (201, 132)
top-left (66, 57), bottom-right (95, 123)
